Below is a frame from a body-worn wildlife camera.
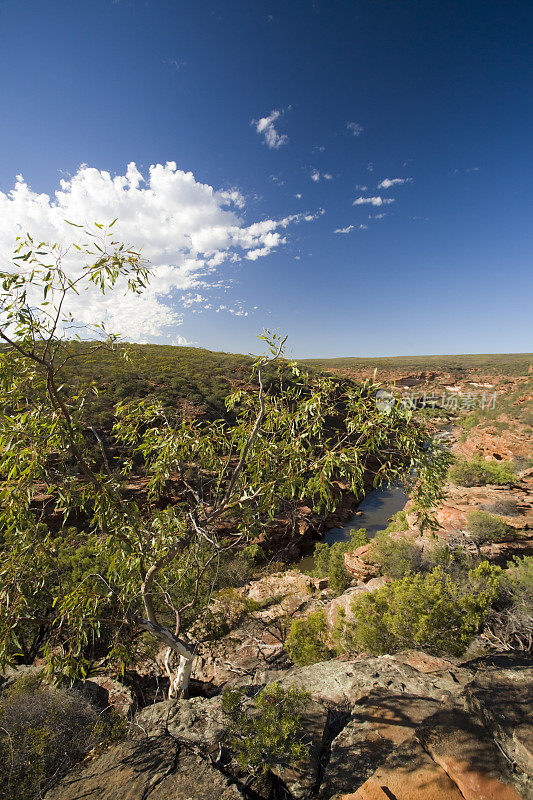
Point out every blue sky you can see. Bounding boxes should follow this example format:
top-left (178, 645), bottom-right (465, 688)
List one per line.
top-left (0, 0), bottom-right (532, 357)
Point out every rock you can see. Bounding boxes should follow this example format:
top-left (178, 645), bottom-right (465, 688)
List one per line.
top-left (81, 676), bottom-right (135, 717)
top-left (136, 696), bottom-right (225, 751)
top-left (44, 736), bottom-right (246, 800)
top-left (270, 655), bottom-right (472, 708)
top-left (344, 545), bottom-right (380, 582)
top-left (464, 660), bottom-right (533, 779)
top-left (324, 579), bottom-right (389, 632)
top-left (319, 690), bottom-right (446, 799)
top-left (271, 698), bottom-right (329, 800)
top-left (418, 709), bottom-right (528, 800)
top-left (331, 737), bottom-right (464, 799)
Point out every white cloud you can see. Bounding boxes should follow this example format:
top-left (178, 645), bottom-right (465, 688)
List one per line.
top-left (334, 223), bottom-right (368, 234)
top-left (295, 193), bottom-right (302, 199)
top-left (252, 109), bottom-right (288, 149)
top-left (369, 213), bottom-right (386, 219)
top-left (355, 184), bottom-right (367, 191)
top-left (353, 196), bottom-right (395, 207)
top-left (377, 177), bottom-right (412, 189)
top-left (347, 122), bottom-right (363, 136)
top-left (0, 161), bottom-right (312, 341)
top-left (310, 170), bottom-right (333, 182)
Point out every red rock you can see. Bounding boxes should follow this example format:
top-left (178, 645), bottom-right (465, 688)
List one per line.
top-left (344, 544), bottom-right (380, 582)
top-left (332, 739), bottom-right (464, 800)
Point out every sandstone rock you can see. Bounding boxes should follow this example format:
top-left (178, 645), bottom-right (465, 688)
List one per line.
top-left (331, 737), bottom-right (464, 800)
top-left (344, 545), bottom-right (380, 582)
top-left (418, 709), bottom-right (527, 800)
top-left (464, 660), bottom-right (533, 780)
top-left (135, 696), bottom-right (225, 750)
top-left (44, 736), bottom-right (246, 800)
top-left (324, 579), bottom-right (389, 632)
top-left (81, 676), bottom-right (135, 717)
top-left (319, 690), bottom-right (445, 799)
top-left (270, 655), bottom-right (471, 708)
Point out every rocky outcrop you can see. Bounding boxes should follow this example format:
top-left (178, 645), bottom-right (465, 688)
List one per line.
top-left (43, 653), bottom-right (533, 800)
top-left (44, 736), bottom-right (246, 800)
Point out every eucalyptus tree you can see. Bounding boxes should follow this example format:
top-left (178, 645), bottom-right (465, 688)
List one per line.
top-left (0, 225), bottom-right (449, 697)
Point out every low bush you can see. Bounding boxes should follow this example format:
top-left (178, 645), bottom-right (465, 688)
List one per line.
top-left (345, 562), bottom-right (501, 657)
top-left (466, 510), bottom-right (514, 545)
top-left (369, 531), bottom-right (422, 578)
top-left (383, 509), bottom-right (409, 534)
top-left (284, 609), bottom-right (333, 666)
top-left (313, 529), bottom-right (369, 594)
top-left (222, 682), bottom-right (310, 776)
top-left (478, 498), bottom-right (521, 516)
top-left (483, 556), bottom-right (533, 652)
top-left (448, 457), bottom-right (515, 487)
top-left (0, 673), bottom-right (125, 800)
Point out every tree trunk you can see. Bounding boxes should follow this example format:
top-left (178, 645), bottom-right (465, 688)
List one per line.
top-left (165, 648), bottom-right (194, 699)
top-left (137, 619), bottom-right (195, 699)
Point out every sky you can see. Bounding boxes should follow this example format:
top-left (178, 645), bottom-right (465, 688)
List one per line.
top-left (0, 0), bottom-right (532, 358)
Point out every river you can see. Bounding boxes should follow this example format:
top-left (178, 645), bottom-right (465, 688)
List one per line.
top-left (298, 483), bottom-right (408, 573)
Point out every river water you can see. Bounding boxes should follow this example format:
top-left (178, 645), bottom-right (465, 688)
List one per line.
top-left (298, 483), bottom-right (408, 573)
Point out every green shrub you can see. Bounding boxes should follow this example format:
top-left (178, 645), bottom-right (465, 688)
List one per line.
top-left (383, 509), bottom-right (409, 534)
top-left (467, 510), bottom-right (513, 545)
top-left (482, 556), bottom-right (533, 652)
top-left (369, 531), bottom-right (421, 579)
top-left (285, 609), bottom-right (332, 666)
top-left (449, 457), bottom-right (515, 487)
top-left (346, 562), bottom-right (501, 657)
top-left (313, 529), bottom-right (369, 594)
top-left (222, 682), bottom-right (310, 776)
top-left (0, 674), bottom-right (124, 800)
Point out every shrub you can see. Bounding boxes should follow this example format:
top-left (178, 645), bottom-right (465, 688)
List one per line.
top-left (222, 682), bottom-right (310, 776)
top-left (449, 457), bottom-right (515, 487)
top-left (313, 529), bottom-right (369, 594)
top-left (346, 562), bottom-right (501, 657)
top-left (369, 531), bottom-right (422, 579)
top-left (0, 674), bottom-right (124, 800)
top-left (483, 556), bottom-right (533, 652)
top-left (383, 509), bottom-right (409, 534)
top-left (285, 609), bottom-right (333, 666)
top-left (466, 510), bottom-right (513, 545)
top-left (478, 498), bottom-right (521, 517)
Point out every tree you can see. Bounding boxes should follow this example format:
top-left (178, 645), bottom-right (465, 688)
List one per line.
top-left (0, 225), bottom-right (450, 697)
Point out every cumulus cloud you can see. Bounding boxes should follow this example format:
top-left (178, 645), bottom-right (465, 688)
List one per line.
top-left (353, 196), bottom-right (395, 207)
top-left (0, 161), bottom-right (312, 341)
top-left (334, 223), bottom-right (368, 234)
top-left (252, 109), bottom-right (288, 149)
top-left (377, 177), bottom-right (412, 189)
top-left (347, 122), bottom-right (363, 136)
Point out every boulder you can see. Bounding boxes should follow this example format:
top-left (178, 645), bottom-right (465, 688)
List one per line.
top-left (319, 690), bottom-right (445, 799)
top-left (44, 736), bottom-right (246, 800)
top-left (344, 545), bottom-right (380, 582)
top-left (80, 676), bottom-right (135, 717)
top-left (270, 655), bottom-right (472, 708)
top-left (330, 737), bottom-right (464, 800)
top-left (418, 709), bottom-right (528, 800)
top-left (135, 696), bottom-right (225, 751)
